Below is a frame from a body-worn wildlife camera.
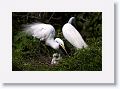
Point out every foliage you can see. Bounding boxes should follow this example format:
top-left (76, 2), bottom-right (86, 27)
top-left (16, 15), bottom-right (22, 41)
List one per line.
top-left (12, 12), bottom-right (102, 71)
top-left (53, 37), bottom-right (102, 71)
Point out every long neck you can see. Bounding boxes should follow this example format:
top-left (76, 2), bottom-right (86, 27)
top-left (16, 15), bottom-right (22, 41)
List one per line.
top-left (45, 38), bottom-right (59, 50)
top-left (68, 17), bottom-right (75, 24)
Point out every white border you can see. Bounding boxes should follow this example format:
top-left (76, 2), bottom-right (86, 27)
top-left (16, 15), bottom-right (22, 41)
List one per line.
top-left (0, 0), bottom-right (114, 83)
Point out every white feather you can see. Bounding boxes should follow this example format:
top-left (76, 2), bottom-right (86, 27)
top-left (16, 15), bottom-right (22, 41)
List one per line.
top-left (24, 23), bottom-right (55, 41)
top-left (62, 21), bottom-right (88, 49)
top-left (23, 23), bottom-right (67, 51)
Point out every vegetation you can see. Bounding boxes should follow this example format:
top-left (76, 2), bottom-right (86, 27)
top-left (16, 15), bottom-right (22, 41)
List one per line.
top-left (12, 12), bottom-right (102, 71)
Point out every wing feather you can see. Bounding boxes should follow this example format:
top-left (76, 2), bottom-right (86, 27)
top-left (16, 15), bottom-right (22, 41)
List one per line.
top-left (24, 23), bottom-right (55, 41)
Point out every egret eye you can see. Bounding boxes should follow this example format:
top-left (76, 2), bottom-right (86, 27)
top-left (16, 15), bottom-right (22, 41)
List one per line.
top-left (56, 41), bottom-right (59, 43)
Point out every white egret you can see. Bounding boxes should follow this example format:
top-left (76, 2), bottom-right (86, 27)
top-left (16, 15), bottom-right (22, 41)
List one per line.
top-left (24, 23), bottom-right (67, 51)
top-left (23, 23), bottom-right (67, 64)
top-left (62, 17), bottom-right (88, 49)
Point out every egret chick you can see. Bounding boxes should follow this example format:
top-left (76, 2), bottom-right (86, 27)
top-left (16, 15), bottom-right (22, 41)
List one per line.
top-left (51, 53), bottom-right (62, 64)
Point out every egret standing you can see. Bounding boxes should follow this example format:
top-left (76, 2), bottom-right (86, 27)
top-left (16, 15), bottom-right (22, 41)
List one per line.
top-left (62, 17), bottom-right (88, 49)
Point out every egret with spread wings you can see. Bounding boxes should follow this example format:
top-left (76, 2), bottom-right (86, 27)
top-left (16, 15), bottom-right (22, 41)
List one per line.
top-left (24, 23), bottom-right (68, 64)
top-left (24, 23), bottom-right (67, 52)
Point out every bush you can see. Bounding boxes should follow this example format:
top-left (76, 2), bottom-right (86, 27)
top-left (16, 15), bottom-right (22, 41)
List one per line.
top-left (53, 38), bottom-right (102, 71)
top-left (12, 32), bottom-right (102, 71)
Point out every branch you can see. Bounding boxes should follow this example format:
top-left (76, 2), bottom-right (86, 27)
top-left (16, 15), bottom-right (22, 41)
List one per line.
top-left (47, 12), bottom-right (55, 22)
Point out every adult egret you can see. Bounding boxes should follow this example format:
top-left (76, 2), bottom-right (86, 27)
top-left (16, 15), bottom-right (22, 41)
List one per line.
top-left (62, 17), bottom-right (88, 49)
top-left (23, 23), bottom-right (67, 64)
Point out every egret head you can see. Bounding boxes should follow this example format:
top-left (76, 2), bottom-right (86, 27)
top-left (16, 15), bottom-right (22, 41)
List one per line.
top-left (55, 38), bottom-right (68, 54)
top-left (53, 53), bottom-right (59, 58)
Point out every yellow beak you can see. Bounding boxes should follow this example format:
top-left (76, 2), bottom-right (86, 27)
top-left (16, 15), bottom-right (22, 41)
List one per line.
top-left (60, 44), bottom-right (68, 55)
